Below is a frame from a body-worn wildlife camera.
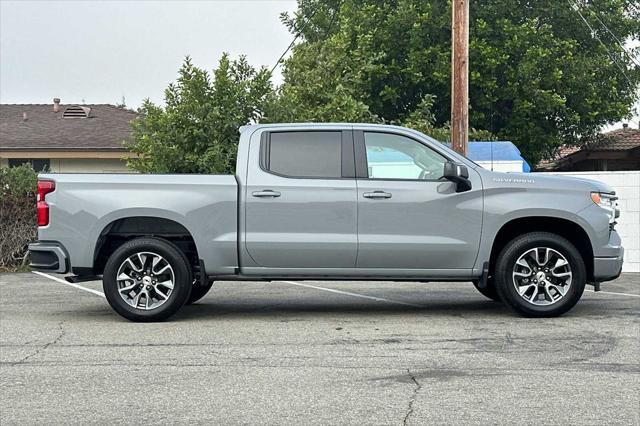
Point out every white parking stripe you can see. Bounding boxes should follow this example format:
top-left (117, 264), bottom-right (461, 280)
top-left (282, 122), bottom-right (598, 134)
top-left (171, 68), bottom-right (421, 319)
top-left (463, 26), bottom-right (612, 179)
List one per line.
top-left (585, 289), bottom-right (640, 298)
top-left (279, 280), bottom-right (423, 308)
top-left (32, 271), bottom-right (105, 298)
top-left (31, 271), bottom-right (639, 302)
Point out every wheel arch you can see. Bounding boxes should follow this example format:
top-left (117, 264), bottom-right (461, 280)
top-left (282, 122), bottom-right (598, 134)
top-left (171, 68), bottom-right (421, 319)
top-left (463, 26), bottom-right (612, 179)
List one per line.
top-left (92, 216), bottom-right (200, 275)
top-left (489, 216), bottom-right (594, 281)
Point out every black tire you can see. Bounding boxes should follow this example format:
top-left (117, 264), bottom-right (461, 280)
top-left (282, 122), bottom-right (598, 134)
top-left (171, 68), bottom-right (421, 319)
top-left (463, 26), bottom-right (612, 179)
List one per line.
top-left (103, 237), bottom-right (192, 322)
top-left (472, 279), bottom-right (501, 302)
top-left (494, 232), bottom-right (586, 318)
top-left (186, 280), bottom-right (214, 305)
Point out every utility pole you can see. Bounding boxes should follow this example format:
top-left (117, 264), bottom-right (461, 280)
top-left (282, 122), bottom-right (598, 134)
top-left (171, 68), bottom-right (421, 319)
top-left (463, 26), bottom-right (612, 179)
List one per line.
top-left (451, 0), bottom-right (469, 157)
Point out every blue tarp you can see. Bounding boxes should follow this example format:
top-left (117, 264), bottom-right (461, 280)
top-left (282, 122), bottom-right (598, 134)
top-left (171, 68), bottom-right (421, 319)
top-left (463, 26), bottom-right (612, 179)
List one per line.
top-left (467, 141), bottom-right (531, 172)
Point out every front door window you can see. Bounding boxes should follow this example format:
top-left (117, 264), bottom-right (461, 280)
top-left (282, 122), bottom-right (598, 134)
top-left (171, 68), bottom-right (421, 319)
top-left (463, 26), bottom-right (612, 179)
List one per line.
top-left (364, 132), bottom-right (446, 180)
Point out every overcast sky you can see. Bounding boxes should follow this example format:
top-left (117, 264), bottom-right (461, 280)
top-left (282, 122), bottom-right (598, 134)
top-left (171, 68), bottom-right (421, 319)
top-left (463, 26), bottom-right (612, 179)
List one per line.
top-left (0, 0), bottom-right (637, 129)
top-left (0, 0), bottom-right (297, 108)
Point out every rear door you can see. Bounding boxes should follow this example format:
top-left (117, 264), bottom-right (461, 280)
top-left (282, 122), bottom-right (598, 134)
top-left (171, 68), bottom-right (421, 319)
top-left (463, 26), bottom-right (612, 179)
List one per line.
top-left (354, 130), bottom-right (483, 272)
top-left (244, 130), bottom-right (358, 269)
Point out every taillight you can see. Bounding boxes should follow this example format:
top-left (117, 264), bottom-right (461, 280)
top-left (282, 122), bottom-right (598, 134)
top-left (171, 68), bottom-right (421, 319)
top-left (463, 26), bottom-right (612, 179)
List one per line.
top-left (37, 180), bottom-right (55, 226)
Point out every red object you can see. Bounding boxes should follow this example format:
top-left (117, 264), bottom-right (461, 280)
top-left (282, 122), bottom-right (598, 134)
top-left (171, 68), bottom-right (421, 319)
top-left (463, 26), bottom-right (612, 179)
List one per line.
top-left (37, 180), bottom-right (55, 226)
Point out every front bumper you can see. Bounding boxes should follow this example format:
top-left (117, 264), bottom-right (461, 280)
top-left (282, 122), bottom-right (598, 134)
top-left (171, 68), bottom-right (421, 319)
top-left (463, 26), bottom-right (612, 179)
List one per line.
top-left (28, 242), bottom-right (69, 273)
top-left (592, 230), bottom-right (624, 282)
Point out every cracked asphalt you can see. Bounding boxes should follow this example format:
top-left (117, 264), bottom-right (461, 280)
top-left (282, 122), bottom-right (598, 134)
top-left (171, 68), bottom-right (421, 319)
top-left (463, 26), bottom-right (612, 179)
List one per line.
top-left (1, 272), bottom-right (639, 425)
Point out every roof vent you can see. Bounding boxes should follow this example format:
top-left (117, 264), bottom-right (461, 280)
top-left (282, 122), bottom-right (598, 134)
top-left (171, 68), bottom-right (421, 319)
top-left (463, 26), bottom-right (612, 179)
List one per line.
top-left (62, 105), bottom-right (91, 118)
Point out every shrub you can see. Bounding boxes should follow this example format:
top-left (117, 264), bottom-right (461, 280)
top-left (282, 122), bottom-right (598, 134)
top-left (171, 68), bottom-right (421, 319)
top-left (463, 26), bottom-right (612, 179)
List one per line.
top-left (0, 165), bottom-right (38, 271)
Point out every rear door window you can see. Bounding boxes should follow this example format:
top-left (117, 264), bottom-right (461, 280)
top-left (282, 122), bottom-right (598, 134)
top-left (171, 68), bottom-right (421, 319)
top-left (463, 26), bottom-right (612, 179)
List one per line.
top-left (265, 131), bottom-right (343, 178)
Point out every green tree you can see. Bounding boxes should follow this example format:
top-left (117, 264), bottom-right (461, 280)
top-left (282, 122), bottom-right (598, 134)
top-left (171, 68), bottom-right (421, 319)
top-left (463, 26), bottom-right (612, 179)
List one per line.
top-left (402, 94), bottom-right (496, 142)
top-left (127, 54), bottom-right (273, 174)
top-left (276, 0), bottom-right (640, 163)
top-left (0, 164), bottom-right (37, 200)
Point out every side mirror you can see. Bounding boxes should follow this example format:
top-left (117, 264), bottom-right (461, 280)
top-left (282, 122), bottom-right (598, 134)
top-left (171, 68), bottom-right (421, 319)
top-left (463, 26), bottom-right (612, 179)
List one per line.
top-left (443, 161), bottom-right (472, 192)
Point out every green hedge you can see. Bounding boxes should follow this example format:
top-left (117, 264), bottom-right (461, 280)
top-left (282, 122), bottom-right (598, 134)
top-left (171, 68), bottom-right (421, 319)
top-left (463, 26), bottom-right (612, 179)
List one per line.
top-left (0, 165), bottom-right (38, 271)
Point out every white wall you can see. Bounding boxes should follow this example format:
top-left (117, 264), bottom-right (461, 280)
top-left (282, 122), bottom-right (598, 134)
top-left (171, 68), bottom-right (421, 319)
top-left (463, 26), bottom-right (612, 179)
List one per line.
top-left (539, 171), bottom-right (639, 273)
top-left (476, 160), bottom-right (525, 173)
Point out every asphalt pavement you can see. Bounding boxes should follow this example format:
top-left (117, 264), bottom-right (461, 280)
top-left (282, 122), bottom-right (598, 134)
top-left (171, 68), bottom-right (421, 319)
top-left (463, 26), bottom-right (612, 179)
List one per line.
top-left (1, 272), bottom-right (639, 425)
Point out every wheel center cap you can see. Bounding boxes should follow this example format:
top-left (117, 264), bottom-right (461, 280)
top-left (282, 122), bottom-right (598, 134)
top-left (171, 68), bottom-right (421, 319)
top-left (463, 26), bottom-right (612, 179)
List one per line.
top-left (142, 276), bottom-right (152, 285)
top-left (535, 271), bottom-right (546, 282)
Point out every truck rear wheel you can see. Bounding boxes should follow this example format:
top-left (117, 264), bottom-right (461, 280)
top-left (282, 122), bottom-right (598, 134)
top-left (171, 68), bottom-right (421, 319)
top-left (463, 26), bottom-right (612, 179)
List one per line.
top-left (186, 280), bottom-right (214, 305)
top-left (494, 232), bottom-right (586, 317)
top-left (103, 237), bottom-right (192, 322)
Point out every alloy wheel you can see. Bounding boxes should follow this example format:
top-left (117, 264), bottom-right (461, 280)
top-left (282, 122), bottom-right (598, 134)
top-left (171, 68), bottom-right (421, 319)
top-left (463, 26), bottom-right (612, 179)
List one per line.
top-left (512, 247), bottom-right (572, 306)
top-left (116, 251), bottom-right (175, 310)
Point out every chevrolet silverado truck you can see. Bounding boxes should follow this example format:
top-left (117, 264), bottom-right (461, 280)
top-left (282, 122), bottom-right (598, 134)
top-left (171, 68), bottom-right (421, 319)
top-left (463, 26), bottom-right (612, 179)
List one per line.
top-left (29, 124), bottom-right (624, 321)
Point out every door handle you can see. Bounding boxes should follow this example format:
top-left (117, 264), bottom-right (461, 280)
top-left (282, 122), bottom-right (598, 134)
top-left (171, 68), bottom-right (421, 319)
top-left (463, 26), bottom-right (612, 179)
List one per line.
top-left (363, 191), bottom-right (392, 199)
top-left (252, 190), bottom-right (281, 198)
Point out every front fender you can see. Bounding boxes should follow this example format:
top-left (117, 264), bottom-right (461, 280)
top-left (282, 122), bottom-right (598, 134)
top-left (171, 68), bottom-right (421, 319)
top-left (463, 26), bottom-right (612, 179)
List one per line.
top-left (474, 178), bottom-right (600, 271)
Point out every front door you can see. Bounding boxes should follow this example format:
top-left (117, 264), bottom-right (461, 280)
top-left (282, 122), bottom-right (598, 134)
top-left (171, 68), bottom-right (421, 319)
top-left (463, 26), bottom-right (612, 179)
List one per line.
top-left (244, 130), bottom-right (358, 269)
top-left (354, 130), bottom-right (483, 272)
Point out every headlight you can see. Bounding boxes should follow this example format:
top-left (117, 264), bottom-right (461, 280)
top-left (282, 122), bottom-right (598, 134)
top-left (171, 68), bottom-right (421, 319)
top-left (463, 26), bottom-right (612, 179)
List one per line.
top-left (591, 192), bottom-right (619, 224)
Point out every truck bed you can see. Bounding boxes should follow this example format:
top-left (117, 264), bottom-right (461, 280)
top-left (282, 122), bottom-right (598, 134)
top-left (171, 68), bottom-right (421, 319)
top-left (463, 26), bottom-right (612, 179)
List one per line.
top-left (37, 173), bottom-right (239, 275)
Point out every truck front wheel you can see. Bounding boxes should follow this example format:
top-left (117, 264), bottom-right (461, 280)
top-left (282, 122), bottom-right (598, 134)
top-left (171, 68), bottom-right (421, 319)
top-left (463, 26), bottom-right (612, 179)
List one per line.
top-left (103, 237), bottom-right (192, 322)
top-left (494, 232), bottom-right (586, 317)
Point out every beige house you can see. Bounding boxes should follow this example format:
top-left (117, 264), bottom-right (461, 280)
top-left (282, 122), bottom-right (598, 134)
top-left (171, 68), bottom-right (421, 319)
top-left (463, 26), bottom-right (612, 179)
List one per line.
top-left (0, 99), bottom-right (136, 172)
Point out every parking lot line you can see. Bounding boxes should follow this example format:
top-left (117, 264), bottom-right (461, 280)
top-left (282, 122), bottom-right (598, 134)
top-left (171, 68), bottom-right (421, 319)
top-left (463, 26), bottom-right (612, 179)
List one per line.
top-left (29, 272), bottom-right (639, 301)
top-left (32, 271), bottom-right (105, 298)
top-left (585, 288), bottom-right (640, 298)
top-left (278, 280), bottom-right (424, 308)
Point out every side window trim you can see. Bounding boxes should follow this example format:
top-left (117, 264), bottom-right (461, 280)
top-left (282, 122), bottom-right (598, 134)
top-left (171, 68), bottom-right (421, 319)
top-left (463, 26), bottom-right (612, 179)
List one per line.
top-left (259, 131), bottom-right (270, 170)
top-left (259, 130), bottom-right (356, 179)
top-left (354, 130), bottom-right (368, 179)
top-left (341, 130), bottom-right (356, 178)
top-left (354, 130), bottom-right (451, 182)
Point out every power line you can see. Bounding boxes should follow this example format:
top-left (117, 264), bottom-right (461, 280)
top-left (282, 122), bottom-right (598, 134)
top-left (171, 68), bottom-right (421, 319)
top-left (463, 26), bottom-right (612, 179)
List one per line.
top-left (270, 3), bottom-right (322, 74)
top-left (569, 1), bottom-right (640, 129)
top-left (270, 36), bottom-right (300, 74)
top-left (568, 1), bottom-right (634, 87)
top-left (589, 7), bottom-right (640, 67)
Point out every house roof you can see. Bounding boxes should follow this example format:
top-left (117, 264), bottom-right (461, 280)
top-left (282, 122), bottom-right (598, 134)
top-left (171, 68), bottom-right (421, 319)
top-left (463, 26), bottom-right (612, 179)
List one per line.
top-left (586, 127), bottom-right (640, 151)
top-left (0, 104), bottom-right (137, 151)
top-left (538, 127), bottom-right (640, 169)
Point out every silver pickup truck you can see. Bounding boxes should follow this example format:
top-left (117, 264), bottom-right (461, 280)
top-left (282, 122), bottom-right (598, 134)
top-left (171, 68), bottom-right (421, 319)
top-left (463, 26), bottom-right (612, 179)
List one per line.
top-left (29, 123), bottom-right (624, 321)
